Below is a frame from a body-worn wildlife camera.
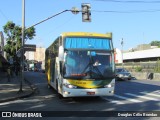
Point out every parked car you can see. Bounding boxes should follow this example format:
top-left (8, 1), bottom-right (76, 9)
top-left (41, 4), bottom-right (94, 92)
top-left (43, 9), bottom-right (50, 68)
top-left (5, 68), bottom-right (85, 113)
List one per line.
top-left (115, 68), bottom-right (132, 80)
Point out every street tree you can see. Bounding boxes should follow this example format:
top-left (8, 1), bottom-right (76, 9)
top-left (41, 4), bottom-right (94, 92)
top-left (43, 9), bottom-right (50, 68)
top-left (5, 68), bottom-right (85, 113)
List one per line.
top-left (3, 21), bottom-right (36, 60)
top-left (150, 40), bottom-right (160, 47)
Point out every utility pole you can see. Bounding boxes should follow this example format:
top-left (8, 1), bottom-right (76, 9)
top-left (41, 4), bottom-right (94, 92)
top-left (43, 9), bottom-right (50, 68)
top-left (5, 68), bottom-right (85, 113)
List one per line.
top-left (121, 38), bottom-right (124, 68)
top-left (19, 0), bottom-right (25, 93)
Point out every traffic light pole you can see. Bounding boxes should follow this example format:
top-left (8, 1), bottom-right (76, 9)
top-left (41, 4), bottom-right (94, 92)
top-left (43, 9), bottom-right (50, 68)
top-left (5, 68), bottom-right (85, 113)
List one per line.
top-left (26, 9), bottom-right (71, 30)
top-left (25, 9), bottom-right (71, 43)
top-left (20, 4), bottom-right (71, 92)
top-left (25, 4), bottom-right (91, 31)
top-left (20, 2), bottom-right (90, 92)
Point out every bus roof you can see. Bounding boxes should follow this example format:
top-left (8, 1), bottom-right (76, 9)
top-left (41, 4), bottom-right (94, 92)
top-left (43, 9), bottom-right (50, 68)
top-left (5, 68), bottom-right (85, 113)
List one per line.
top-left (61, 32), bottom-right (112, 39)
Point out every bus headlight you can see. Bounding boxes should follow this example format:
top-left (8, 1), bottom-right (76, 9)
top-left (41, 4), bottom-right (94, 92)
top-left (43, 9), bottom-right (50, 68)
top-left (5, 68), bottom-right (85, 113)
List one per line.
top-left (64, 84), bottom-right (77, 89)
top-left (104, 83), bottom-right (115, 88)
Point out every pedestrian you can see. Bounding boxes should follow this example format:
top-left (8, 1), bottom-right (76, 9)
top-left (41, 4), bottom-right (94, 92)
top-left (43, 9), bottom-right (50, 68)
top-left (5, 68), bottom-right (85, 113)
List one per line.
top-left (147, 72), bottom-right (153, 80)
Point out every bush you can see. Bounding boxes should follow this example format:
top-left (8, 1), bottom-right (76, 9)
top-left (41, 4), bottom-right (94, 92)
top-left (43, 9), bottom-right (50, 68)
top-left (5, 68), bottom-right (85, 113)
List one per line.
top-left (135, 66), bottom-right (143, 72)
top-left (154, 60), bottom-right (160, 73)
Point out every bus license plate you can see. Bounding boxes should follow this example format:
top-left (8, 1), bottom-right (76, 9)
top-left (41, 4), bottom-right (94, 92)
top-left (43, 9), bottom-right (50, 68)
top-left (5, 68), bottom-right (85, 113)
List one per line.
top-left (87, 92), bottom-right (95, 95)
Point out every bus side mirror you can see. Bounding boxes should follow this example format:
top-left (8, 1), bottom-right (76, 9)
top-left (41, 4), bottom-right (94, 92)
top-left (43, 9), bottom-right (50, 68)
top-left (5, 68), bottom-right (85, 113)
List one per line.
top-left (58, 46), bottom-right (64, 61)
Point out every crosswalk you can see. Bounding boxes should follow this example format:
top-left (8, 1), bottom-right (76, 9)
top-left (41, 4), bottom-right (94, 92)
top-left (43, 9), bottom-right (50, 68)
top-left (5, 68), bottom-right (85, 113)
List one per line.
top-left (125, 93), bottom-right (159, 101)
top-left (103, 91), bottom-right (160, 105)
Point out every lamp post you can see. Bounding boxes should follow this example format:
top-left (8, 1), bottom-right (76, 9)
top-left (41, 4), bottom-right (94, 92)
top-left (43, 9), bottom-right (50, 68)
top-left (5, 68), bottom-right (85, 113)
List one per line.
top-left (121, 38), bottom-right (124, 68)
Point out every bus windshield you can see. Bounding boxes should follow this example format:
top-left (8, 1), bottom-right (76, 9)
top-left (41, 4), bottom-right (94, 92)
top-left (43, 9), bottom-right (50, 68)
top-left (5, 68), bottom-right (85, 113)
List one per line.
top-left (63, 50), bottom-right (115, 79)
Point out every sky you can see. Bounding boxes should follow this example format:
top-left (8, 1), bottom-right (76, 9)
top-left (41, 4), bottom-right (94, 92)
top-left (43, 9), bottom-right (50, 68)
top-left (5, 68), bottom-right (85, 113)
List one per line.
top-left (1, 0), bottom-right (160, 50)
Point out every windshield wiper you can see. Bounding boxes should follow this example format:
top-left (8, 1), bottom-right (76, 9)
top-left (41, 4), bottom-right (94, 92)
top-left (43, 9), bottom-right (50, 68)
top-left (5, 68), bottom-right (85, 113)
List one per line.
top-left (81, 57), bottom-right (104, 78)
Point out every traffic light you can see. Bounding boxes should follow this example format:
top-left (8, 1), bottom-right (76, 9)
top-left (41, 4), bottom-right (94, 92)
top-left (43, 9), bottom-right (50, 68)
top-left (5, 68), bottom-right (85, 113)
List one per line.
top-left (81, 3), bottom-right (91, 22)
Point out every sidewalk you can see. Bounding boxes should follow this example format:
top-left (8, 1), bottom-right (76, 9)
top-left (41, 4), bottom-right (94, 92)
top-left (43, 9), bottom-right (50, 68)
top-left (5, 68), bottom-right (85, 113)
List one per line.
top-left (0, 72), bottom-right (35, 103)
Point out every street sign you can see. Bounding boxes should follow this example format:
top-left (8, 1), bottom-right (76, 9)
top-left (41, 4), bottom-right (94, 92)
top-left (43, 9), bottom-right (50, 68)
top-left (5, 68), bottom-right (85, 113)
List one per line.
top-left (24, 44), bottom-right (36, 51)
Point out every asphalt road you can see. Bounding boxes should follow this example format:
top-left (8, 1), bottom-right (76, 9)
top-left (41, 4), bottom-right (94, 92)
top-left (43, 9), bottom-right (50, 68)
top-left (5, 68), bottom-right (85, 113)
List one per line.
top-left (0, 71), bottom-right (159, 120)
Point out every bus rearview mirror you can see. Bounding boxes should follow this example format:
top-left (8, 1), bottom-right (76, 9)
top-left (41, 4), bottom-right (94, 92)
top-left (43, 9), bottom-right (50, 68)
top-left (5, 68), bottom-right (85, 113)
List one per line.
top-left (59, 46), bottom-right (64, 61)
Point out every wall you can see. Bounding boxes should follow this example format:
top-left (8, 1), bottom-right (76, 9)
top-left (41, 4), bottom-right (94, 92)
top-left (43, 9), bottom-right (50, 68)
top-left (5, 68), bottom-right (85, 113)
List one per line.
top-left (34, 47), bottom-right (45, 69)
top-left (131, 72), bottom-right (160, 81)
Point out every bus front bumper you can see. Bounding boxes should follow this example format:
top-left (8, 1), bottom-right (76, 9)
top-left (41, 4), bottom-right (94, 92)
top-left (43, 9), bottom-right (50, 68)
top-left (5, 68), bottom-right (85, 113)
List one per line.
top-left (62, 87), bottom-right (114, 97)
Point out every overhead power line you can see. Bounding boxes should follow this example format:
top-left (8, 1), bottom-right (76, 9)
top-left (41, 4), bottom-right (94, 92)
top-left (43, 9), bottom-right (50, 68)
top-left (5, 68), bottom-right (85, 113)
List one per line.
top-left (92, 9), bottom-right (160, 13)
top-left (0, 9), bottom-right (9, 20)
top-left (94, 0), bottom-right (160, 3)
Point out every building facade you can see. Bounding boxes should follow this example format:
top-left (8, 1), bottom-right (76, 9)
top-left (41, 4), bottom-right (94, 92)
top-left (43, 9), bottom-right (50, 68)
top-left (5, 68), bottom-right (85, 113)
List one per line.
top-left (123, 48), bottom-right (160, 62)
top-left (115, 45), bottom-right (160, 63)
top-left (25, 47), bottom-right (45, 69)
top-left (34, 47), bottom-right (45, 69)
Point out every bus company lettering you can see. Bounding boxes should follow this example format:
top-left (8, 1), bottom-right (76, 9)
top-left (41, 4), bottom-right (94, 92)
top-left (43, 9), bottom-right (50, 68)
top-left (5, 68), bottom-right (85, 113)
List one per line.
top-left (75, 81), bottom-right (86, 85)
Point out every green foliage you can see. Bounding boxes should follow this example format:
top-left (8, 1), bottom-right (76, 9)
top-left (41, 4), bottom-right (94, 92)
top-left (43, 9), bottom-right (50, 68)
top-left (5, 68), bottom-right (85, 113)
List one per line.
top-left (150, 40), bottom-right (160, 46)
top-left (154, 59), bottom-right (160, 73)
top-left (135, 66), bottom-right (143, 72)
top-left (25, 27), bottom-right (36, 40)
top-left (3, 21), bottom-right (36, 59)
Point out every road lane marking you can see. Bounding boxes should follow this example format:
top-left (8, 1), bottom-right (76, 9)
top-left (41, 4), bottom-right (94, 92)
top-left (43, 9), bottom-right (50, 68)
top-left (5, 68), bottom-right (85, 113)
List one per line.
top-left (102, 98), bottom-right (124, 104)
top-left (140, 92), bottom-right (160, 98)
top-left (44, 94), bottom-right (56, 99)
top-left (155, 90), bottom-right (160, 93)
top-left (114, 94), bottom-right (142, 103)
top-left (0, 98), bottom-right (44, 106)
top-left (0, 100), bottom-right (24, 106)
top-left (125, 93), bottom-right (159, 101)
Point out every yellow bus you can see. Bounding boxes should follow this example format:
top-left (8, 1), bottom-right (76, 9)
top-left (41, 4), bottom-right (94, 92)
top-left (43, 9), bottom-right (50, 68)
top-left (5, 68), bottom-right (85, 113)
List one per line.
top-left (45, 32), bottom-right (115, 98)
